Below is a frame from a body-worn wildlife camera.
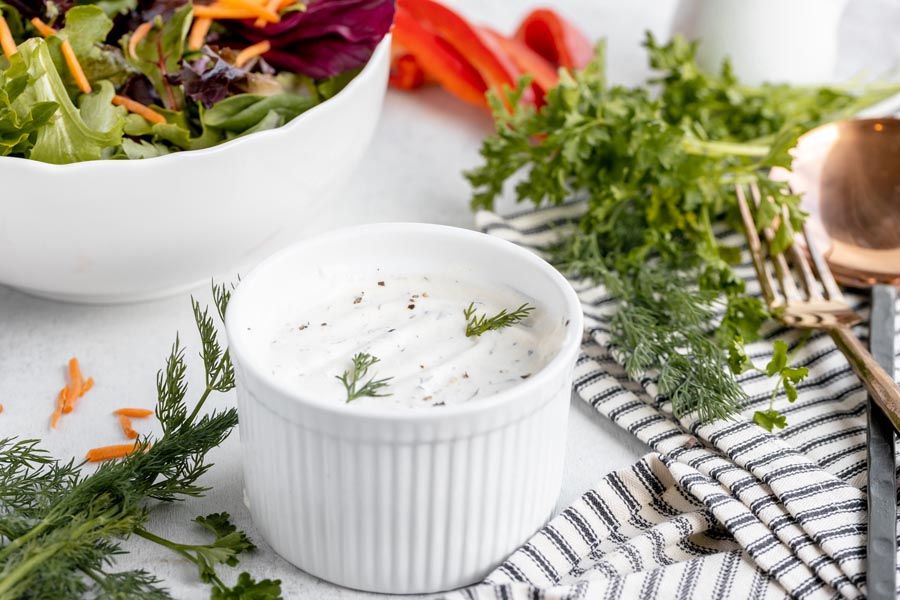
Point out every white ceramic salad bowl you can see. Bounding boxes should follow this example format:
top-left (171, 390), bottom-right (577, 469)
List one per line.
top-left (0, 36), bottom-right (390, 304)
top-left (226, 223), bottom-right (583, 594)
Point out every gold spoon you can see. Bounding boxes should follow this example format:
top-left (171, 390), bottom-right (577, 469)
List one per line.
top-left (775, 118), bottom-right (900, 600)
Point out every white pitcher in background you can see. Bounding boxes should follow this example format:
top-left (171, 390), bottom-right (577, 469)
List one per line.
top-left (671, 0), bottom-right (850, 85)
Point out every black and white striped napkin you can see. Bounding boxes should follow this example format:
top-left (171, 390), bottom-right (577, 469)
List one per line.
top-left (446, 203), bottom-right (900, 600)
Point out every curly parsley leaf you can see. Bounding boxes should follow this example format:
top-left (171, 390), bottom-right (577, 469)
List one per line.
top-left (211, 572), bottom-right (284, 600)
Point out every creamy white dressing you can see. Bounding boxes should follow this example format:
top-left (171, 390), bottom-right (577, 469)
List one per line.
top-left (263, 271), bottom-right (564, 409)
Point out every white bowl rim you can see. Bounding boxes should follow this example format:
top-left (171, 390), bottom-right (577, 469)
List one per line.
top-left (0, 35), bottom-right (391, 172)
top-left (225, 222), bottom-right (584, 423)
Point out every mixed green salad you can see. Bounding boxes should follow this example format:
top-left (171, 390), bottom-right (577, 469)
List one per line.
top-left (0, 0), bottom-right (393, 163)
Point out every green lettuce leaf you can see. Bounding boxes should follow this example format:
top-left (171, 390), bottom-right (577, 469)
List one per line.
top-left (13, 38), bottom-right (124, 163)
top-left (120, 137), bottom-right (172, 159)
top-left (0, 54), bottom-right (58, 157)
top-left (46, 5), bottom-right (134, 93)
top-left (202, 92), bottom-right (316, 137)
top-left (122, 3), bottom-right (192, 110)
top-left (124, 104), bottom-right (223, 151)
top-left (79, 0), bottom-right (139, 18)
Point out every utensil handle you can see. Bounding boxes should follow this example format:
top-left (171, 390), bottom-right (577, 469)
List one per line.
top-left (830, 325), bottom-right (900, 433)
top-left (866, 284), bottom-right (897, 600)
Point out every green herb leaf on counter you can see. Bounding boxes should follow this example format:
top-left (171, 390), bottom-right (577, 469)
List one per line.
top-left (337, 352), bottom-right (393, 402)
top-left (133, 512), bottom-right (265, 591)
top-left (211, 572), bottom-right (285, 600)
top-left (467, 33), bottom-right (892, 428)
top-left (0, 283), bottom-right (276, 599)
top-left (463, 302), bottom-right (534, 338)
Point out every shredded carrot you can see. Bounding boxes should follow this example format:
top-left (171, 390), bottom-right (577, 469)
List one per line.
top-left (111, 94), bottom-right (167, 125)
top-left (128, 21), bottom-right (153, 60)
top-left (217, 0), bottom-right (280, 21)
top-left (61, 385), bottom-right (75, 413)
top-left (119, 415), bottom-right (139, 439)
top-left (69, 358), bottom-right (84, 397)
top-left (235, 40), bottom-right (271, 68)
top-left (50, 390), bottom-right (65, 429)
top-left (192, 4), bottom-right (277, 22)
top-left (0, 15), bottom-right (17, 57)
top-left (0, 404), bottom-right (4, 414)
top-left (254, 0), bottom-right (282, 27)
top-left (114, 407), bottom-right (154, 418)
top-left (86, 442), bottom-right (139, 463)
top-left (30, 17), bottom-right (57, 37)
top-left (188, 16), bottom-right (212, 51)
top-left (51, 358), bottom-right (93, 429)
top-left (61, 39), bottom-right (91, 94)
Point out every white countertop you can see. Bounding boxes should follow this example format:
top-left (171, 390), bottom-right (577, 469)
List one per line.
top-left (1, 1), bottom-right (898, 597)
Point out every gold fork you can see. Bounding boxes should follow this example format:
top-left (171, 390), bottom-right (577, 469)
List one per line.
top-left (735, 182), bottom-right (900, 432)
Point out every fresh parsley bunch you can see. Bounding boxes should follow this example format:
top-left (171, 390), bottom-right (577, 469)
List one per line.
top-left (468, 34), bottom-right (895, 429)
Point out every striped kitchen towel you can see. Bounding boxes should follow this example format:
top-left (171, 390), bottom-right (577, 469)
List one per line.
top-left (446, 202), bottom-right (900, 600)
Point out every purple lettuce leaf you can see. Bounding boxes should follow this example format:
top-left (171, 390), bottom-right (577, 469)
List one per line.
top-left (216, 0), bottom-right (394, 80)
top-left (167, 52), bottom-right (249, 108)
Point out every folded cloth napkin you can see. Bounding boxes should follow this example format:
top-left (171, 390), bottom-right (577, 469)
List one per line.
top-left (446, 203), bottom-right (900, 600)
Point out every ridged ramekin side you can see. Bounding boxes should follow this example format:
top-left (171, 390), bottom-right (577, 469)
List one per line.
top-left (236, 375), bottom-right (570, 594)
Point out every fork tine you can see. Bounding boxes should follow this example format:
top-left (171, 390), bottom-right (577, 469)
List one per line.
top-left (782, 204), bottom-right (823, 300)
top-left (748, 183), bottom-right (803, 303)
top-left (735, 184), bottom-right (781, 306)
top-left (800, 221), bottom-right (846, 302)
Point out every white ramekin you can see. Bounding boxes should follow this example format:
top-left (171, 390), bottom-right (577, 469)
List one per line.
top-left (225, 223), bottom-right (583, 594)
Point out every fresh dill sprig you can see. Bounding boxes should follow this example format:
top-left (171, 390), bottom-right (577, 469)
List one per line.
top-left (336, 353), bottom-right (393, 403)
top-left (0, 281), bottom-right (283, 600)
top-left (463, 302), bottom-right (534, 338)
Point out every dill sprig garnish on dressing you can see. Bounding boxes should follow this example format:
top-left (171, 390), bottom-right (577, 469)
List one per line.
top-left (467, 33), bottom-right (895, 428)
top-left (337, 352), bottom-right (393, 402)
top-left (0, 282), bottom-right (283, 600)
top-left (463, 302), bottom-right (535, 337)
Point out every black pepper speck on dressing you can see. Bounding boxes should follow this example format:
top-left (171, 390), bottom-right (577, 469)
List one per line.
top-left (264, 273), bottom-right (563, 408)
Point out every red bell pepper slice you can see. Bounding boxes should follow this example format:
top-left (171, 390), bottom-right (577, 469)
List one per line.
top-left (390, 52), bottom-right (429, 90)
top-left (480, 27), bottom-right (558, 103)
top-left (514, 8), bottom-right (594, 71)
top-left (397, 0), bottom-right (533, 107)
top-left (392, 7), bottom-right (488, 106)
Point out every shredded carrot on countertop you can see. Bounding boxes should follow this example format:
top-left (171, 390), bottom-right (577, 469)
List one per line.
top-left (51, 358), bottom-right (93, 430)
top-left (188, 16), bottom-right (212, 51)
top-left (0, 404), bottom-right (4, 414)
top-left (61, 39), bottom-right (92, 94)
top-left (119, 415), bottom-right (139, 439)
top-left (111, 94), bottom-right (167, 125)
top-left (235, 40), bottom-right (271, 68)
top-left (113, 407), bottom-right (154, 418)
top-left (50, 390), bottom-right (64, 429)
top-left (86, 442), bottom-right (140, 462)
top-left (30, 17), bottom-right (56, 37)
top-left (0, 15), bottom-right (17, 57)
top-left (128, 21), bottom-right (153, 60)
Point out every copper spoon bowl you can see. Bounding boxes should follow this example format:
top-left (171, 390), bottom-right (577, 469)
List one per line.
top-left (775, 118), bottom-right (900, 289)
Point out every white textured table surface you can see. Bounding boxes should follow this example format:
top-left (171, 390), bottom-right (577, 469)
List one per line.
top-left (1, 1), bottom-right (898, 598)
